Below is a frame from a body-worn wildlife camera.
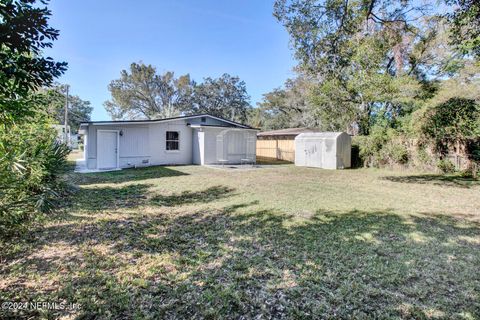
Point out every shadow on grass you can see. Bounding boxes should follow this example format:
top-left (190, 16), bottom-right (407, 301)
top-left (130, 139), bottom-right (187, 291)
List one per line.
top-left (256, 157), bottom-right (293, 165)
top-left (73, 183), bottom-right (152, 212)
top-left (73, 166), bottom-right (189, 186)
top-left (383, 174), bottom-right (480, 188)
top-left (151, 186), bottom-right (235, 207)
top-left (2, 207), bottom-right (479, 319)
top-left (73, 184), bottom-right (236, 212)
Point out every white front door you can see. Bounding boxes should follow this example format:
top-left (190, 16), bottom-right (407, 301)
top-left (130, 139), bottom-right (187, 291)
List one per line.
top-left (97, 131), bottom-right (118, 169)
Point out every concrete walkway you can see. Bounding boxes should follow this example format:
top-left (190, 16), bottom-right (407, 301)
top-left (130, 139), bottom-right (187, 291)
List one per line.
top-left (74, 159), bottom-right (121, 173)
top-left (74, 159), bottom-right (290, 173)
top-left (205, 164), bottom-right (290, 171)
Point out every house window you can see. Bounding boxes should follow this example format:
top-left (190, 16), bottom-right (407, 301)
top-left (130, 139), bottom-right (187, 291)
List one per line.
top-left (166, 131), bottom-right (179, 150)
top-left (201, 116), bottom-right (206, 123)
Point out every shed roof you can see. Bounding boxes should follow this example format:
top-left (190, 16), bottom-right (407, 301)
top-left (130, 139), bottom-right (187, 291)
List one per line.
top-left (257, 127), bottom-right (321, 137)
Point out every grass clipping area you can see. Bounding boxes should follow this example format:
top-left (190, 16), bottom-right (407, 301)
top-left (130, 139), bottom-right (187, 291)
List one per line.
top-left (1, 164), bottom-right (479, 319)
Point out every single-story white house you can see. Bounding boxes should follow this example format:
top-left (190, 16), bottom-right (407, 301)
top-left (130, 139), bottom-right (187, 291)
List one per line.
top-left (78, 114), bottom-right (258, 170)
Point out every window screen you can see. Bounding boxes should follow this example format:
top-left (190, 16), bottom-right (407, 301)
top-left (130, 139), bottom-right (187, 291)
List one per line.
top-left (227, 131), bottom-right (245, 155)
top-left (166, 131), bottom-right (179, 150)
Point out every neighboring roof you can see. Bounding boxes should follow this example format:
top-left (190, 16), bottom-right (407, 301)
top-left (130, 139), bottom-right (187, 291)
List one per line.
top-left (257, 127), bottom-right (322, 137)
top-left (296, 132), bottom-right (347, 139)
top-left (79, 114), bottom-right (253, 129)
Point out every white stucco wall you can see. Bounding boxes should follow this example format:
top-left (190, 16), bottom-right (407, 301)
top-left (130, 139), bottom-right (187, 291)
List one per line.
top-left (83, 116), bottom-right (256, 169)
top-left (148, 120), bottom-right (192, 165)
top-left (86, 120), bottom-right (193, 169)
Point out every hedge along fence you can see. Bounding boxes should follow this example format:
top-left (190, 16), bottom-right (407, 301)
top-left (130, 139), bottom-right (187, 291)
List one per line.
top-left (257, 131), bottom-right (479, 173)
top-left (352, 134), bottom-right (480, 174)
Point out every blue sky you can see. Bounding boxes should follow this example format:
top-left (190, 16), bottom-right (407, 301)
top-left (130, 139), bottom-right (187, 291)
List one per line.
top-left (45, 0), bottom-right (297, 121)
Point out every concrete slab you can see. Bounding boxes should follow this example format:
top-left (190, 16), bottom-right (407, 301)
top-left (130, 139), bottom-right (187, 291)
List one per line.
top-left (74, 159), bottom-right (122, 173)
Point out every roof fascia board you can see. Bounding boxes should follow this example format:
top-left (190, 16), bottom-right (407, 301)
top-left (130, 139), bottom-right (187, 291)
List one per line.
top-left (189, 124), bottom-right (259, 131)
top-left (80, 114), bottom-right (252, 129)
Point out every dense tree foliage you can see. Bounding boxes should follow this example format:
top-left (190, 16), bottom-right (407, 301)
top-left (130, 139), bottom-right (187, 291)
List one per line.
top-left (267, 0), bottom-right (479, 172)
top-left (250, 77), bottom-right (318, 130)
top-left (0, 0), bottom-right (67, 123)
top-left (104, 63), bottom-right (195, 120)
top-left (419, 98), bottom-right (480, 150)
top-left (273, 0), bottom-right (437, 134)
top-left (105, 63), bottom-right (251, 123)
top-left (188, 74), bottom-right (251, 123)
top-left (43, 84), bottom-right (93, 131)
top-left (446, 0), bottom-right (480, 57)
top-left (0, 0), bottom-right (69, 236)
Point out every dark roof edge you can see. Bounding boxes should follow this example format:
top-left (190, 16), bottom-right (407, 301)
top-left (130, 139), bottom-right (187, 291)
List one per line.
top-left (188, 123), bottom-right (260, 130)
top-left (257, 127), bottom-right (322, 136)
top-left (80, 114), bottom-right (253, 129)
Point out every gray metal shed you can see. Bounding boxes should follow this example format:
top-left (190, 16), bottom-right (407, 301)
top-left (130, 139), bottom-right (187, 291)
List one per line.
top-left (295, 132), bottom-right (351, 169)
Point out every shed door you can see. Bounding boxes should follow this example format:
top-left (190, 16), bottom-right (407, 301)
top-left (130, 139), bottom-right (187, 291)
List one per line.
top-left (97, 131), bottom-right (118, 169)
top-left (305, 140), bottom-right (322, 168)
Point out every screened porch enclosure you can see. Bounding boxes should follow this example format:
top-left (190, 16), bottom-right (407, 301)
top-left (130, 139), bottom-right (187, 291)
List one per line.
top-left (192, 127), bottom-right (257, 165)
top-left (215, 129), bottom-right (256, 164)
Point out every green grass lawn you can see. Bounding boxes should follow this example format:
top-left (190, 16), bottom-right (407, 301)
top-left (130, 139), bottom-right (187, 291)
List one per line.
top-left (1, 163), bottom-right (480, 319)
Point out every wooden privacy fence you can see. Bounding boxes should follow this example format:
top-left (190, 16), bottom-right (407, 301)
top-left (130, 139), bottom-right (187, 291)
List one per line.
top-left (256, 139), bottom-right (295, 162)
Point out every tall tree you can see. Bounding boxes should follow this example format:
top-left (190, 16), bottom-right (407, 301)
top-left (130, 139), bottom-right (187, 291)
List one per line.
top-left (43, 85), bottom-right (93, 131)
top-left (0, 0), bottom-right (67, 123)
top-left (104, 63), bottom-right (195, 120)
top-left (273, 0), bottom-right (432, 133)
top-left (255, 77), bottom-right (320, 130)
top-left (254, 88), bottom-right (290, 130)
top-left (0, 0), bottom-right (70, 233)
top-left (189, 73), bottom-right (251, 123)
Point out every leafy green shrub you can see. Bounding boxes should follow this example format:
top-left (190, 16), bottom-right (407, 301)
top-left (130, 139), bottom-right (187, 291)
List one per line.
top-left (353, 129), bottom-right (387, 167)
top-left (0, 0), bottom-right (72, 237)
top-left (381, 141), bottom-right (409, 164)
top-left (351, 136), bottom-right (368, 167)
top-left (350, 144), bottom-right (362, 168)
top-left (416, 98), bottom-right (480, 154)
top-left (459, 169), bottom-right (474, 178)
top-left (465, 139), bottom-right (480, 166)
top-left (436, 159), bottom-right (456, 174)
top-left (0, 116), bottom-right (70, 236)
top-left (417, 147), bottom-right (432, 165)
top-left (354, 126), bottom-right (410, 167)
